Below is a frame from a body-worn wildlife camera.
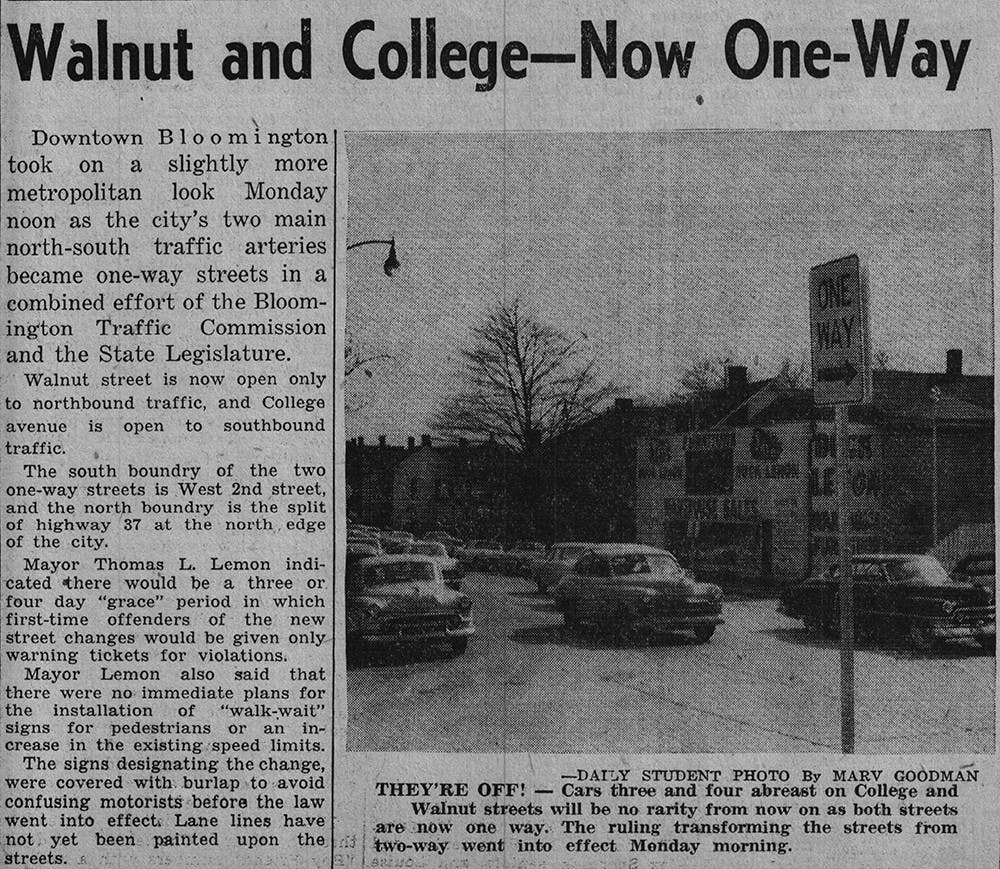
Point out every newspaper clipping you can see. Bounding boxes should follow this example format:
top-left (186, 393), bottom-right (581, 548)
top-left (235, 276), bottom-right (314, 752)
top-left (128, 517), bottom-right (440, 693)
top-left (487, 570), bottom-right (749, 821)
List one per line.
top-left (0, 2), bottom-right (996, 868)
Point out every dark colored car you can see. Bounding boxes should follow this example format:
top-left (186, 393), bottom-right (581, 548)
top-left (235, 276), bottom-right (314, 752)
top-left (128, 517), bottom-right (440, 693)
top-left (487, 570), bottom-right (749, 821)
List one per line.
top-left (552, 544), bottom-right (724, 643)
top-left (779, 554), bottom-right (995, 652)
top-left (346, 555), bottom-right (474, 655)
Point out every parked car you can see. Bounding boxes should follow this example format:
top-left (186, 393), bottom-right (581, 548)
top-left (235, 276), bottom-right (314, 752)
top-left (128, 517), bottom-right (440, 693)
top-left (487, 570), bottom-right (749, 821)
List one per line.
top-left (456, 539), bottom-right (504, 572)
top-left (552, 544), bottom-right (723, 643)
top-left (952, 551), bottom-right (995, 592)
top-left (778, 553), bottom-right (996, 652)
top-left (498, 541), bottom-right (547, 576)
top-left (410, 540), bottom-right (465, 590)
top-left (379, 531), bottom-right (414, 555)
top-left (424, 531), bottom-right (464, 556)
top-left (346, 555), bottom-right (474, 655)
top-left (531, 542), bottom-right (593, 593)
top-left (346, 541), bottom-right (380, 566)
top-left (347, 532), bottom-right (382, 554)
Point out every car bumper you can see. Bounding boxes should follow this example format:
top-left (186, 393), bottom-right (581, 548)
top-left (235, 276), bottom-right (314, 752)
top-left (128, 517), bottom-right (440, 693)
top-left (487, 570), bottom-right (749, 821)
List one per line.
top-left (632, 612), bottom-right (724, 632)
top-left (929, 619), bottom-right (995, 640)
top-left (360, 623), bottom-right (475, 646)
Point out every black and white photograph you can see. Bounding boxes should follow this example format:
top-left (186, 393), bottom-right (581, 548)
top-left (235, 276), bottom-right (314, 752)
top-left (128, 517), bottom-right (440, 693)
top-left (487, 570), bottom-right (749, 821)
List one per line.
top-left (344, 130), bottom-right (994, 754)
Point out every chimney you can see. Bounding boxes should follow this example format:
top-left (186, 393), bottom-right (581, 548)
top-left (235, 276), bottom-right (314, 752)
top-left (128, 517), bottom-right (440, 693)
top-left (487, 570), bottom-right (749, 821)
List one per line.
top-left (615, 398), bottom-right (634, 413)
top-left (378, 435), bottom-right (387, 448)
top-left (357, 436), bottom-right (364, 447)
top-left (946, 349), bottom-right (963, 377)
top-left (726, 365), bottom-right (748, 393)
top-left (421, 434), bottom-right (432, 447)
top-left (407, 436), bottom-right (415, 450)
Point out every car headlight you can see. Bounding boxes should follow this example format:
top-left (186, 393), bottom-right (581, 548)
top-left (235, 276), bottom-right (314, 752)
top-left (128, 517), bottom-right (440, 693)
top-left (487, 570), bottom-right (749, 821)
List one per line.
top-left (940, 600), bottom-right (957, 615)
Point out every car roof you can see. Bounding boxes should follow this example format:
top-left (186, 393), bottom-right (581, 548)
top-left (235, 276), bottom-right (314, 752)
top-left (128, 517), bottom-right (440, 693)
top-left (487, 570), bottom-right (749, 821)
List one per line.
top-left (355, 554), bottom-right (437, 566)
top-left (853, 553), bottom-right (935, 562)
top-left (581, 543), bottom-right (676, 557)
top-left (551, 541), bottom-right (595, 548)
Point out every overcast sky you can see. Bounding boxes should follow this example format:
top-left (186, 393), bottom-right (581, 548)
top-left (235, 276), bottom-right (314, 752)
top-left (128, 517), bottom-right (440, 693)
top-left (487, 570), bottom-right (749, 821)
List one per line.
top-left (344, 131), bottom-right (993, 443)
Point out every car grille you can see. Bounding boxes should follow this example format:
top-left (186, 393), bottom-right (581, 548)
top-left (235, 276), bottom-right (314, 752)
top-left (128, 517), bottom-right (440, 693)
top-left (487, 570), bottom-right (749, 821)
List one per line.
top-left (380, 613), bottom-right (461, 635)
top-left (954, 605), bottom-right (995, 623)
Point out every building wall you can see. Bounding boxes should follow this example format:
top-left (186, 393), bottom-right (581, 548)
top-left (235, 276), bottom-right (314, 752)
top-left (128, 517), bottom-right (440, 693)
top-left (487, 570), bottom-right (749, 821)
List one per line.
top-left (638, 416), bottom-right (993, 587)
top-left (636, 422), bottom-right (811, 585)
top-left (808, 421), bottom-right (882, 571)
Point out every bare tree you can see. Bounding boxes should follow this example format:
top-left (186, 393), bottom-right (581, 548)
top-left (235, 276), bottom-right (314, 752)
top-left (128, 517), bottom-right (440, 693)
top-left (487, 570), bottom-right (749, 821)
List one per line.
top-left (430, 297), bottom-right (614, 453)
top-left (345, 330), bottom-right (391, 380)
top-left (344, 331), bottom-right (393, 412)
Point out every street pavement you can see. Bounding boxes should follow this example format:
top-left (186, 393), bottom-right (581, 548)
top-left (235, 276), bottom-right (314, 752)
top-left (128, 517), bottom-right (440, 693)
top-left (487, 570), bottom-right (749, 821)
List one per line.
top-left (347, 571), bottom-right (994, 754)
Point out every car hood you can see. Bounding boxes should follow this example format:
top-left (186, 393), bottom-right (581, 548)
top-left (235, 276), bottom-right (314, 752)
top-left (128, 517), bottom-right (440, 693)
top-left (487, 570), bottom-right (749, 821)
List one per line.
top-left (568, 575), bottom-right (721, 598)
top-left (352, 582), bottom-right (464, 612)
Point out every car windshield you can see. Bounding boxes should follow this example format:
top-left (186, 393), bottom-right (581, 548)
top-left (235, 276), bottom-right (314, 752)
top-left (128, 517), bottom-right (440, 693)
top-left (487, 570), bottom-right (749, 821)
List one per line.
top-left (557, 546), bottom-right (587, 561)
top-left (608, 554), bottom-right (680, 576)
top-left (411, 543), bottom-right (447, 557)
top-left (362, 561), bottom-right (437, 586)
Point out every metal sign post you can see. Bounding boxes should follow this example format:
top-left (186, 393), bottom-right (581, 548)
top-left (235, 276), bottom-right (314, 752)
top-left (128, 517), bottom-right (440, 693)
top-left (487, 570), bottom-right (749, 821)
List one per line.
top-left (809, 254), bottom-right (870, 755)
top-left (835, 404), bottom-right (854, 753)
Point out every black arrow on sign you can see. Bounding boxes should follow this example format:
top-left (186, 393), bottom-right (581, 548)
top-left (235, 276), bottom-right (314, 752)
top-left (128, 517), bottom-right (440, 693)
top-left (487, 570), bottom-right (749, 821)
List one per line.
top-left (817, 360), bottom-right (858, 385)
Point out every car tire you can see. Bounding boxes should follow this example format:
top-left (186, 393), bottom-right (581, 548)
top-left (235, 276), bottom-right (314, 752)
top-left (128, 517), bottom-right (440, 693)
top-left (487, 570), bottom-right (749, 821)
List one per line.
top-left (450, 637), bottom-right (468, 654)
top-left (975, 634), bottom-right (996, 654)
top-left (907, 619), bottom-right (938, 653)
top-left (693, 625), bottom-right (715, 643)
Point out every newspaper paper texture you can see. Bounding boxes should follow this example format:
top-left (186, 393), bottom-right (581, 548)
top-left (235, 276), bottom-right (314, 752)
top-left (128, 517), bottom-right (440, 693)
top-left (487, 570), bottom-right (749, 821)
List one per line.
top-left (0, 1), bottom-right (996, 868)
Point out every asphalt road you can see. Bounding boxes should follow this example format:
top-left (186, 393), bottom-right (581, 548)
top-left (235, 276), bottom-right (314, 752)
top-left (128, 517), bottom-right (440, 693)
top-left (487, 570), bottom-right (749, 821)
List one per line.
top-left (347, 571), bottom-right (994, 754)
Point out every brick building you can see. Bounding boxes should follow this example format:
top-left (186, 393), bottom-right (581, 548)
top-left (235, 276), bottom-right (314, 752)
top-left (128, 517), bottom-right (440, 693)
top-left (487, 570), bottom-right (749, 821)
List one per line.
top-left (389, 435), bottom-right (518, 537)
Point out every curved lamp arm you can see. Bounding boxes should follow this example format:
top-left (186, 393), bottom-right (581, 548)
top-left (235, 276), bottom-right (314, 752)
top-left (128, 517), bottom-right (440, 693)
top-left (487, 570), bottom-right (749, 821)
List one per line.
top-left (346, 238), bottom-right (399, 276)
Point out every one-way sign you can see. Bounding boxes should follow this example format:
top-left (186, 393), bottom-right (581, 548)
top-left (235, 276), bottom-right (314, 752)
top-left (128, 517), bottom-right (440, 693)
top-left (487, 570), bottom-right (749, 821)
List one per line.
top-left (809, 255), bottom-right (870, 406)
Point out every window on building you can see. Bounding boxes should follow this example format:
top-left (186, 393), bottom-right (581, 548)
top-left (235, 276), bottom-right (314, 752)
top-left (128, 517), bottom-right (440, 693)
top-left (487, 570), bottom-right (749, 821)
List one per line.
top-left (409, 478), bottom-right (418, 500)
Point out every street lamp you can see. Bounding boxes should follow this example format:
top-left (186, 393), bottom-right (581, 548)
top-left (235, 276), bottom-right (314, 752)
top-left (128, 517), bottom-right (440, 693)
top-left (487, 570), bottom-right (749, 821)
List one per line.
top-left (930, 386), bottom-right (941, 547)
top-left (346, 237), bottom-right (400, 276)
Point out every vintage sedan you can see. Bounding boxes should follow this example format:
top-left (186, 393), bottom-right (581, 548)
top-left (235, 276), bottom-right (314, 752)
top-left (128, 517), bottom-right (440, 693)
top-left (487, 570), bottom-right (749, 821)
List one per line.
top-left (346, 555), bottom-right (474, 655)
top-left (424, 531), bottom-right (464, 556)
top-left (552, 544), bottom-right (724, 642)
top-left (779, 554), bottom-right (996, 652)
top-left (410, 540), bottom-right (465, 590)
top-left (455, 539), bottom-right (504, 572)
top-left (531, 541), bottom-right (593, 593)
top-left (379, 530), bottom-right (414, 555)
top-left (498, 541), bottom-right (547, 576)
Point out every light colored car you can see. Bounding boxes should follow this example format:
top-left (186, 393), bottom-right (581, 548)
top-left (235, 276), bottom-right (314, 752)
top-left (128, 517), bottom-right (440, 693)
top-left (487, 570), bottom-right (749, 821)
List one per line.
top-left (424, 531), bottom-right (464, 556)
top-left (410, 540), bottom-right (465, 590)
top-left (456, 539), bottom-right (504, 572)
top-left (553, 544), bottom-right (723, 643)
top-left (531, 542), bottom-right (593, 593)
top-left (346, 555), bottom-right (474, 655)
